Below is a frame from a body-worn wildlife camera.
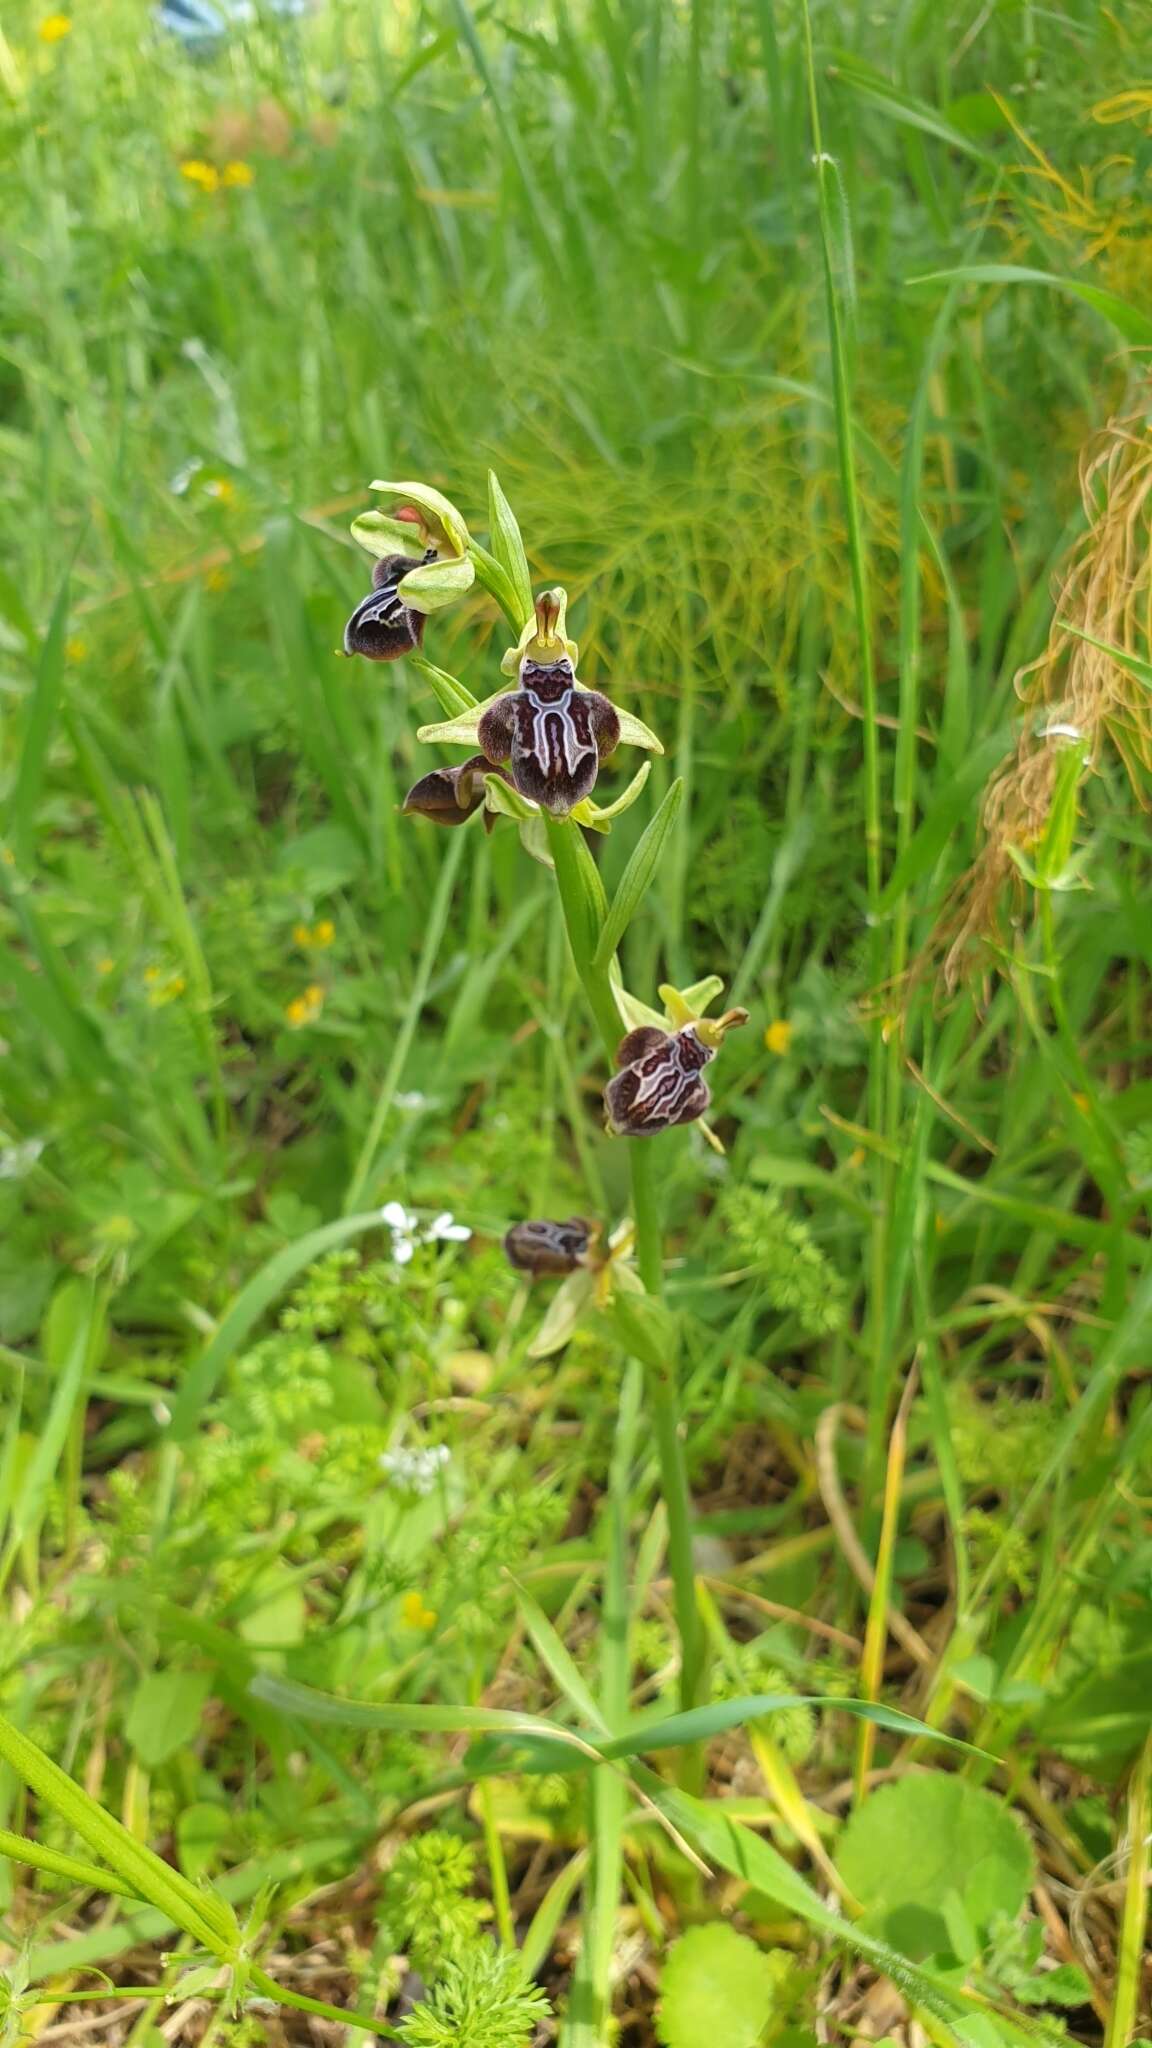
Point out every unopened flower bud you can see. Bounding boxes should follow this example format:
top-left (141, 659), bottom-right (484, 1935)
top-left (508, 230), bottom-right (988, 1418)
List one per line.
top-left (504, 1217), bottom-right (594, 1274)
top-left (402, 755), bottom-right (507, 830)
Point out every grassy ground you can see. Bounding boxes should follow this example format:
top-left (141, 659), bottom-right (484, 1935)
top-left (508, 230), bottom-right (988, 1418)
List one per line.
top-left (1, 0), bottom-right (1151, 2042)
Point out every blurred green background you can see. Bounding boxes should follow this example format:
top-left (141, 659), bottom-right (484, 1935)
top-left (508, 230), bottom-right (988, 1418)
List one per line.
top-left (1, 0), bottom-right (1151, 2039)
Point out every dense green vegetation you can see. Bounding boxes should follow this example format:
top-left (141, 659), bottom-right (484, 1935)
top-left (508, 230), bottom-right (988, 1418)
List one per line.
top-left (1, 0), bottom-right (1150, 2042)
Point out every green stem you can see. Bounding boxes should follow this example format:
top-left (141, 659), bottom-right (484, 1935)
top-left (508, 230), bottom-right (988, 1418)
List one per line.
top-left (544, 817), bottom-right (702, 1722)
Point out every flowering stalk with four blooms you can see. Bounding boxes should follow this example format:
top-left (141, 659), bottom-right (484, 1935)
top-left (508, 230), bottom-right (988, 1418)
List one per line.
top-left (343, 473), bottom-right (748, 1722)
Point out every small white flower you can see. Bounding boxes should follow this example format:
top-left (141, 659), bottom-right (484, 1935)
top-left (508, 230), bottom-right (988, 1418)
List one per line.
top-left (427, 1211), bottom-right (472, 1244)
top-left (380, 1444), bottom-right (451, 1496)
top-left (395, 1091), bottom-right (428, 1112)
top-left (379, 1200), bottom-right (470, 1260)
top-left (380, 1200), bottom-right (418, 1263)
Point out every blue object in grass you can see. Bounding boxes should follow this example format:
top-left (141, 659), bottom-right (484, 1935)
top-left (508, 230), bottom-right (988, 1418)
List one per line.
top-left (157, 0), bottom-right (311, 53)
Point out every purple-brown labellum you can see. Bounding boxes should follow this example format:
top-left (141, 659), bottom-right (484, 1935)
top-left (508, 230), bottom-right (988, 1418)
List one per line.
top-left (504, 1217), bottom-right (593, 1274)
top-left (476, 656), bottom-right (620, 817)
top-left (604, 1024), bottom-right (715, 1137)
top-left (402, 755), bottom-right (508, 831)
top-left (343, 548), bottom-right (435, 662)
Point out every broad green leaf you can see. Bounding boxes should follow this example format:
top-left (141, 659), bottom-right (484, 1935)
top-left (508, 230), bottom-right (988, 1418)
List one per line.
top-left (910, 265), bottom-right (1152, 348)
top-left (487, 470), bottom-right (534, 627)
top-left (639, 1776), bottom-right (982, 2041)
top-left (593, 778), bottom-right (683, 966)
top-left (407, 651), bottom-right (477, 715)
top-left (125, 1670), bottom-right (212, 1770)
top-left (657, 1924), bottom-right (792, 2048)
top-left (837, 1774), bottom-right (1033, 1960)
top-left (467, 539), bottom-right (525, 634)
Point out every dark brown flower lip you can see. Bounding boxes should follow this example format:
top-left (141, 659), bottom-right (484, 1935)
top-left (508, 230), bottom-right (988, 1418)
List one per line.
top-left (475, 673), bottom-right (621, 818)
top-left (343, 549), bottom-right (435, 662)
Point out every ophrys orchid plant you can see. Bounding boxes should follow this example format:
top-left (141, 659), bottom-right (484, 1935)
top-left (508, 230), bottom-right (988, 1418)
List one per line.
top-left (344, 472), bottom-right (748, 1733)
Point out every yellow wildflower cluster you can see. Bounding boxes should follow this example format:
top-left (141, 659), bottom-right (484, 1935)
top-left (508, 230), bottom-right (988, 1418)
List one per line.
top-left (293, 919), bottom-right (335, 950)
top-left (179, 160), bottom-right (255, 196)
top-left (285, 983), bottom-right (324, 1029)
top-left (400, 1590), bottom-right (438, 1631)
top-left (764, 1018), bottom-right (793, 1056)
top-left (39, 14), bottom-right (72, 42)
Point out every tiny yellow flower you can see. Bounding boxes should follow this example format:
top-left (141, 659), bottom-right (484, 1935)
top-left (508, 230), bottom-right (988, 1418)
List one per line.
top-left (292, 922), bottom-right (313, 948)
top-left (285, 983), bottom-right (324, 1028)
top-left (312, 918), bottom-right (335, 948)
top-left (205, 477), bottom-right (235, 503)
top-left (221, 160), bottom-right (254, 188)
top-left (96, 956), bottom-right (114, 975)
top-left (180, 159), bottom-right (220, 194)
top-left (39, 13), bottom-right (72, 41)
top-left (764, 1018), bottom-right (793, 1056)
top-left (66, 636), bottom-right (87, 662)
top-left (147, 972), bottom-right (186, 1009)
top-left (400, 1590), bottom-right (438, 1631)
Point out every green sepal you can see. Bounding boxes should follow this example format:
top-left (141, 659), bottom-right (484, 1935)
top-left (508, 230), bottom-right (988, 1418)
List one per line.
top-left (615, 705), bottom-right (664, 753)
top-left (527, 1270), bottom-right (595, 1359)
top-left (610, 960), bottom-right (667, 1034)
top-left (398, 553), bottom-right (476, 614)
top-left (667, 975), bottom-right (725, 1020)
top-left (417, 685), bottom-right (508, 748)
top-left (349, 510), bottom-right (426, 560)
top-left (580, 760), bottom-right (652, 825)
top-left (518, 815), bottom-right (554, 868)
top-left (483, 774), bottom-right (537, 822)
top-left (368, 478), bottom-right (470, 553)
top-left (487, 471), bottom-right (534, 629)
